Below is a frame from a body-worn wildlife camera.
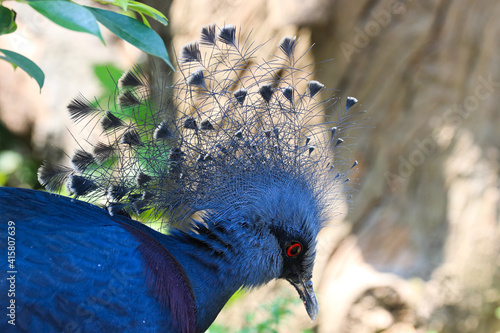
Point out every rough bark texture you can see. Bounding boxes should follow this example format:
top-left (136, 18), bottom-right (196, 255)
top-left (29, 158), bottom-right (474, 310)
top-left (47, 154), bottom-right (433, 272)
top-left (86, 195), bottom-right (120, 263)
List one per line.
top-left (307, 1), bottom-right (500, 332)
top-left (1, 1), bottom-right (499, 332)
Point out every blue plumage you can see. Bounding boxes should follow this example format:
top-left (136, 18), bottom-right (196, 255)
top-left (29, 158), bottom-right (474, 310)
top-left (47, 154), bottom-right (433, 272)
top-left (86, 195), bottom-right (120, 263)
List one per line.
top-left (0, 188), bottom-right (192, 332)
top-left (0, 24), bottom-right (360, 332)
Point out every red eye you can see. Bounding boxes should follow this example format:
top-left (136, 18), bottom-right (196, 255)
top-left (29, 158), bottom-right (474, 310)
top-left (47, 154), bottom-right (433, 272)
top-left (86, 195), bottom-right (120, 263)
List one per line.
top-left (286, 242), bottom-right (302, 257)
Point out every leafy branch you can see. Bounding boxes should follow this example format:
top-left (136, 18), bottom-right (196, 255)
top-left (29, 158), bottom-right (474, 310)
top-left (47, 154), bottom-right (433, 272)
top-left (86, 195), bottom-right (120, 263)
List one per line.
top-left (0, 0), bottom-right (173, 91)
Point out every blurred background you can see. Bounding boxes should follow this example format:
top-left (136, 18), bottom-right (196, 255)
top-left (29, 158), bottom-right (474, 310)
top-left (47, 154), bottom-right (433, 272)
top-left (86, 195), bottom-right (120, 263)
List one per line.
top-left (1, 0), bottom-right (499, 332)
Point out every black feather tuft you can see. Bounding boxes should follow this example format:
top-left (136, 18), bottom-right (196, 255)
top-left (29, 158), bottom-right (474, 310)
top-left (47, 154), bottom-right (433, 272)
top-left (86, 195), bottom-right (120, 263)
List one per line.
top-left (308, 146), bottom-right (315, 156)
top-left (235, 129), bottom-right (243, 139)
top-left (131, 200), bottom-right (148, 215)
top-left (308, 80), bottom-right (324, 98)
top-left (107, 184), bottom-right (127, 201)
top-left (335, 138), bottom-right (344, 148)
top-left (200, 23), bottom-right (217, 46)
top-left (154, 122), bottom-right (174, 140)
top-left (218, 25), bottom-right (236, 45)
top-left (183, 117), bottom-right (198, 130)
top-left (121, 129), bottom-right (142, 146)
top-left (93, 142), bottom-right (115, 164)
top-left (200, 119), bottom-right (214, 130)
top-left (259, 84), bottom-right (274, 103)
top-left (180, 41), bottom-right (202, 63)
top-left (278, 36), bottom-right (297, 59)
top-left (142, 191), bottom-right (153, 201)
top-left (67, 95), bottom-right (98, 123)
top-left (107, 203), bottom-right (128, 217)
top-left (233, 88), bottom-right (247, 105)
top-left (37, 162), bottom-right (73, 192)
top-left (71, 150), bottom-right (94, 172)
top-left (119, 70), bottom-right (142, 88)
top-left (282, 86), bottom-right (294, 103)
top-left (136, 172), bottom-right (152, 186)
top-left (67, 174), bottom-right (96, 196)
top-left (169, 147), bottom-right (184, 162)
top-left (118, 90), bottom-right (141, 107)
top-left (101, 111), bottom-right (125, 131)
top-left (346, 96), bottom-right (358, 110)
top-left (186, 69), bottom-right (205, 87)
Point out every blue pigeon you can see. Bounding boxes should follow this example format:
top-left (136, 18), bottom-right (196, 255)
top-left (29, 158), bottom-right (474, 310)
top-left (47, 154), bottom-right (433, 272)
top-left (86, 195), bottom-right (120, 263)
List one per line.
top-left (0, 24), bottom-right (359, 332)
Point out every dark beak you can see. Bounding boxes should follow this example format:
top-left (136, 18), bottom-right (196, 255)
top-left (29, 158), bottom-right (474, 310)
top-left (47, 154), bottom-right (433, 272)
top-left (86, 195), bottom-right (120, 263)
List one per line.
top-left (288, 278), bottom-right (319, 321)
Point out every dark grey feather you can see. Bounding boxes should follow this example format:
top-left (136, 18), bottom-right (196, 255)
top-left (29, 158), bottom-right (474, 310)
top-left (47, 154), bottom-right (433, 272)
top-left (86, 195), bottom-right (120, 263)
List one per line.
top-left (259, 84), bottom-right (274, 103)
top-left (346, 96), bottom-right (358, 110)
top-left (278, 36), bottom-right (297, 59)
top-left (66, 174), bottom-right (95, 196)
top-left (67, 95), bottom-right (98, 123)
top-left (282, 86), bottom-right (294, 103)
top-left (121, 129), bottom-right (142, 146)
top-left (107, 184), bottom-right (127, 201)
top-left (308, 81), bottom-right (324, 98)
top-left (200, 24), bottom-right (217, 46)
top-left (200, 119), bottom-right (214, 130)
top-left (71, 150), bottom-right (94, 172)
top-left (119, 69), bottom-right (143, 87)
top-left (234, 89), bottom-right (247, 105)
top-left (186, 69), bottom-right (205, 87)
top-left (217, 25), bottom-right (237, 45)
top-left (101, 111), bottom-right (125, 131)
top-left (180, 41), bottom-right (202, 63)
top-left (183, 117), bottom-right (198, 130)
top-left (154, 122), bottom-right (174, 140)
top-left (93, 142), bottom-right (115, 164)
top-left (136, 172), bottom-right (152, 187)
top-left (37, 162), bottom-right (73, 192)
top-left (118, 90), bottom-right (141, 107)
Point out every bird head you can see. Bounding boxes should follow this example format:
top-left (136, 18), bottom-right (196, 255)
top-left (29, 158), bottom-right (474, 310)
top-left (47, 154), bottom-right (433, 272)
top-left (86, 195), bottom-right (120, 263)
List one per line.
top-left (183, 176), bottom-right (323, 320)
top-left (255, 181), bottom-right (322, 320)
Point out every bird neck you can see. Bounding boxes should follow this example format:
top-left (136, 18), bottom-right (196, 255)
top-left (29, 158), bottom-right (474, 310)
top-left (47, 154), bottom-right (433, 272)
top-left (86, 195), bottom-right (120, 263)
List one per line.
top-left (163, 218), bottom-right (282, 332)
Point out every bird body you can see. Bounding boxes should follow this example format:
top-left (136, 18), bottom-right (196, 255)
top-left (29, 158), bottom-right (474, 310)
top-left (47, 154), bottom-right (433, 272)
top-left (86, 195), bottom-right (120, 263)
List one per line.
top-left (0, 24), bottom-right (359, 332)
top-left (1, 188), bottom-right (196, 332)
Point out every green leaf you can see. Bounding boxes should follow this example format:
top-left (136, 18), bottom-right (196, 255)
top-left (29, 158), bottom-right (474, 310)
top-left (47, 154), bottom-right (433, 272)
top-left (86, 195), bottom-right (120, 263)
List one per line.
top-left (0, 49), bottom-right (45, 90)
top-left (112, 0), bottom-right (128, 11)
top-left (127, 1), bottom-right (168, 26)
top-left (86, 7), bottom-right (173, 69)
top-left (138, 12), bottom-right (152, 29)
top-left (28, 0), bottom-right (104, 43)
top-left (0, 5), bottom-right (17, 35)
